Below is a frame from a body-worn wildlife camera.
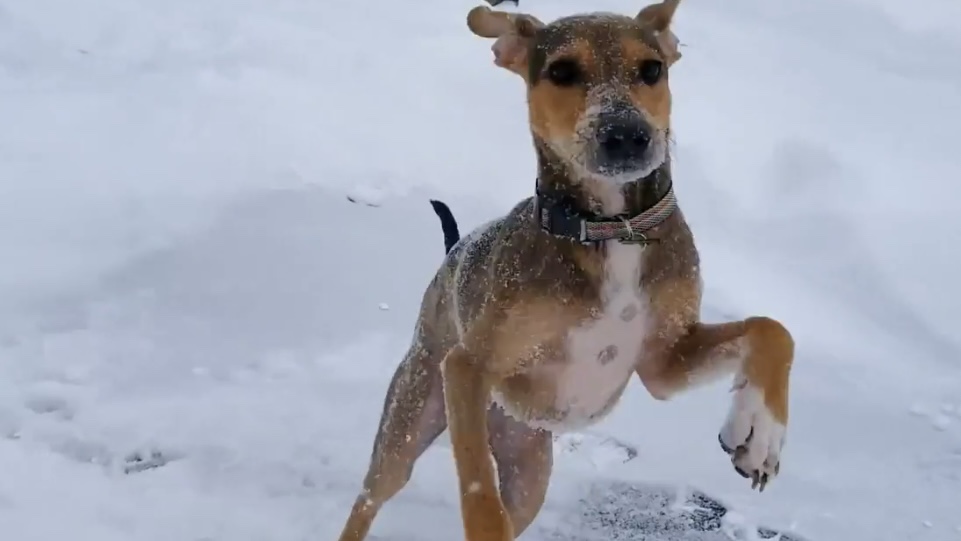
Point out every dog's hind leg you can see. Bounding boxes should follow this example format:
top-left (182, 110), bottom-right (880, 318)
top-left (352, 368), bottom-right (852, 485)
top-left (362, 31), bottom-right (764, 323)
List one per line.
top-left (488, 405), bottom-right (553, 536)
top-left (337, 343), bottom-right (448, 541)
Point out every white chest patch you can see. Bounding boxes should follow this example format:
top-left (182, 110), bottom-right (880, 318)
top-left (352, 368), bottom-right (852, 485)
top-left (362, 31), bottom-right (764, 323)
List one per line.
top-left (551, 241), bottom-right (648, 430)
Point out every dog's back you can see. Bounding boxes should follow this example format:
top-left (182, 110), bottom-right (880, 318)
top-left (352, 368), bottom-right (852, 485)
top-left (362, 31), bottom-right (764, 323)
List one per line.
top-left (426, 198), bottom-right (536, 344)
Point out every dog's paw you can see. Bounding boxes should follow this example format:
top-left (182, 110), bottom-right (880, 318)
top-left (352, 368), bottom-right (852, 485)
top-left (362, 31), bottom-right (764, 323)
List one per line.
top-left (718, 378), bottom-right (785, 491)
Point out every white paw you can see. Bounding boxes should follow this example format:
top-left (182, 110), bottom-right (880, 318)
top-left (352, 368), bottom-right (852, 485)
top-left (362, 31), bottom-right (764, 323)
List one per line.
top-left (718, 379), bottom-right (785, 491)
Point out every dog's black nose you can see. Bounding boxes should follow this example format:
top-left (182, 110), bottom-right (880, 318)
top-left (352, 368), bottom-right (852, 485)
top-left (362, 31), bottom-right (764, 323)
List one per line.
top-left (595, 118), bottom-right (651, 165)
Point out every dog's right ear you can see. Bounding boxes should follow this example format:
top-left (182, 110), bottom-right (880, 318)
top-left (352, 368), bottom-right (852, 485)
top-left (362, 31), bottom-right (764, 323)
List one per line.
top-left (467, 6), bottom-right (543, 78)
top-left (636, 0), bottom-right (683, 65)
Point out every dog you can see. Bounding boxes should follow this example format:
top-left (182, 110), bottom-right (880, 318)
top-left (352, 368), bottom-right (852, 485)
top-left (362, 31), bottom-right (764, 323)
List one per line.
top-left (335, 1), bottom-right (795, 540)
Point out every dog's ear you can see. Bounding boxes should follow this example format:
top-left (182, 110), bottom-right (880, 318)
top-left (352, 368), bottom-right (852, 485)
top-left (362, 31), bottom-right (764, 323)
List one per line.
top-left (467, 6), bottom-right (543, 78)
top-left (636, 0), bottom-right (682, 65)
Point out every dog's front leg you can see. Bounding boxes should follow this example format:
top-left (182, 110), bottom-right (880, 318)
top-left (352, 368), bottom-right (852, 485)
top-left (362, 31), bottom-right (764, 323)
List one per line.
top-left (443, 345), bottom-right (514, 541)
top-left (639, 317), bottom-right (794, 491)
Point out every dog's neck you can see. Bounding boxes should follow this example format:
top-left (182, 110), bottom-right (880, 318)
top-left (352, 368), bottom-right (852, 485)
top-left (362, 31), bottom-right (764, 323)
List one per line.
top-left (534, 139), bottom-right (672, 218)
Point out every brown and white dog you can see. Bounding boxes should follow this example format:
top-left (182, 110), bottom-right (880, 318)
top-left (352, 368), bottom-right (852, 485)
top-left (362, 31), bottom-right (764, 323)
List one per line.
top-left (336, 1), bottom-right (795, 540)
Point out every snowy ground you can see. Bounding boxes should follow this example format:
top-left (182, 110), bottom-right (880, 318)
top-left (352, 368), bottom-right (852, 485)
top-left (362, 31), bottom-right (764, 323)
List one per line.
top-left (1, 0), bottom-right (960, 539)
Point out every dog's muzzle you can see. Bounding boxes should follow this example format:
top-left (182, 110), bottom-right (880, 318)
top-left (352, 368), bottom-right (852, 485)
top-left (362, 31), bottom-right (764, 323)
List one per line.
top-left (591, 109), bottom-right (654, 175)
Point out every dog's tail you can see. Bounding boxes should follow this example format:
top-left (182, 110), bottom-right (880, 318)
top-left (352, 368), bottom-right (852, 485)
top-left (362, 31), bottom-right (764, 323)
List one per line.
top-left (429, 199), bottom-right (461, 254)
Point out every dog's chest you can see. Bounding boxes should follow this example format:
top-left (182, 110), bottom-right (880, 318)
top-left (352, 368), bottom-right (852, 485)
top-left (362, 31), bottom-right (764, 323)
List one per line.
top-left (497, 243), bottom-right (649, 432)
top-left (557, 243), bottom-right (648, 424)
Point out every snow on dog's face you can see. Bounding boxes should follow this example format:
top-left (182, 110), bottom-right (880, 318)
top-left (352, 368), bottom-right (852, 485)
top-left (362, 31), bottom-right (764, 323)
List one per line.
top-left (468, 1), bottom-right (683, 186)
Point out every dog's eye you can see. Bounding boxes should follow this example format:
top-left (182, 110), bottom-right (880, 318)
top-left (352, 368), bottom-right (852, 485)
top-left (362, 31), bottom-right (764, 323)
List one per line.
top-left (546, 59), bottom-right (581, 86)
top-left (637, 59), bottom-right (663, 85)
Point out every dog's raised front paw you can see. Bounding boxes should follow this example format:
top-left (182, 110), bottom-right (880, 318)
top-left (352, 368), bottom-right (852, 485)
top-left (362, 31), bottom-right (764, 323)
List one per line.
top-left (717, 377), bottom-right (785, 491)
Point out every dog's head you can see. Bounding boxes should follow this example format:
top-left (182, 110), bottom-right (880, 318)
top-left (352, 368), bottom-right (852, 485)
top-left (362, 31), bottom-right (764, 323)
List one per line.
top-left (468, 0), bottom-right (682, 186)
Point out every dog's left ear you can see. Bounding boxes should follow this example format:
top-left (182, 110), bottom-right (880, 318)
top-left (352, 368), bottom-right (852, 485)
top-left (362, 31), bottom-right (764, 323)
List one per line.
top-left (636, 0), bottom-right (682, 65)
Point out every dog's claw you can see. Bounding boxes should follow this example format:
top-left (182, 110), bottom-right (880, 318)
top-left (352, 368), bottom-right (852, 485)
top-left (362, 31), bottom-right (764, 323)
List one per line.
top-left (729, 443), bottom-right (773, 488)
top-left (732, 459), bottom-right (776, 492)
top-left (718, 433), bottom-right (734, 454)
top-left (720, 403), bottom-right (781, 491)
top-left (734, 463), bottom-right (771, 490)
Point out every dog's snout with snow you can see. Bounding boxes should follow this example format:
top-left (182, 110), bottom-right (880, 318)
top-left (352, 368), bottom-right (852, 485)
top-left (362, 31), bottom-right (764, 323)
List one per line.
top-left (590, 101), bottom-right (655, 177)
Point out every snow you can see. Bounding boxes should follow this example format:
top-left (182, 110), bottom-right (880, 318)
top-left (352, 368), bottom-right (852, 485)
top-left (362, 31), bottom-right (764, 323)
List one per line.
top-left (1, 0), bottom-right (959, 539)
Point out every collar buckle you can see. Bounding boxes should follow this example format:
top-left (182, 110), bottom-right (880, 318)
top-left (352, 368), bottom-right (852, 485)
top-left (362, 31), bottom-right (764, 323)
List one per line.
top-left (535, 194), bottom-right (589, 243)
top-left (619, 230), bottom-right (656, 244)
top-left (617, 217), bottom-right (657, 244)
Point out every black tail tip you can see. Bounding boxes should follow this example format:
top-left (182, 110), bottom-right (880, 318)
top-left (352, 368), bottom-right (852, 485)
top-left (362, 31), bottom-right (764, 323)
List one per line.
top-left (428, 199), bottom-right (448, 214)
top-left (429, 199), bottom-right (461, 254)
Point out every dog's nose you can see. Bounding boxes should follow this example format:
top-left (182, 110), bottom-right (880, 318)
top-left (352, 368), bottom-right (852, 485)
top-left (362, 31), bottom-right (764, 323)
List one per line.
top-left (595, 117), bottom-right (651, 164)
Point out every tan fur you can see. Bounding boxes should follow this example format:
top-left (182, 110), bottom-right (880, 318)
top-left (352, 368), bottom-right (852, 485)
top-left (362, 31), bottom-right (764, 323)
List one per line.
top-left (527, 39), bottom-right (596, 143)
top-left (486, 299), bottom-right (590, 377)
top-left (621, 37), bottom-right (673, 130)
top-left (336, 2), bottom-right (795, 540)
top-left (443, 345), bottom-right (513, 541)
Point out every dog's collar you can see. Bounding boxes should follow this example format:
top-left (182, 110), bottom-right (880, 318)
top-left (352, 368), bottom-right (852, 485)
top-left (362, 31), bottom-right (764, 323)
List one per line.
top-left (533, 182), bottom-right (677, 244)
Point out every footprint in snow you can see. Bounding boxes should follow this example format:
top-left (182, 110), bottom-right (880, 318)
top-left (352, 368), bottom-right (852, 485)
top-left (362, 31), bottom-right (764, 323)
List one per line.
top-left (123, 448), bottom-right (181, 474)
top-left (21, 381), bottom-right (79, 421)
top-left (554, 431), bottom-right (638, 469)
top-left (346, 184), bottom-right (387, 207)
